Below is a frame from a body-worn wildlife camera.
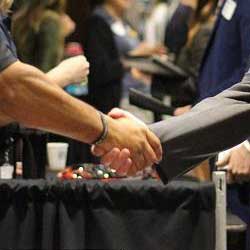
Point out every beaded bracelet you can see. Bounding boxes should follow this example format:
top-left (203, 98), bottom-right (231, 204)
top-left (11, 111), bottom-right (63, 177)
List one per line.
top-left (92, 111), bottom-right (109, 145)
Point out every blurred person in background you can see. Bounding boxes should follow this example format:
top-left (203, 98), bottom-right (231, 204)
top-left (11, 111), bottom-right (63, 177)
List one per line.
top-left (11, 0), bottom-right (81, 177)
top-left (12, 0), bottom-right (75, 74)
top-left (151, 0), bottom-right (217, 111)
top-left (145, 0), bottom-right (179, 46)
top-left (172, 1), bottom-right (250, 247)
top-left (83, 0), bottom-right (166, 115)
top-left (174, 0), bottom-right (250, 115)
top-left (164, 0), bottom-right (200, 56)
top-left (0, 0), bottom-right (162, 177)
top-left (172, 0), bottom-right (217, 106)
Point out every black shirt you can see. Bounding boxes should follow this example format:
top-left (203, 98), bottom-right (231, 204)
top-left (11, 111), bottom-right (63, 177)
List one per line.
top-left (0, 15), bottom-right (17, 72)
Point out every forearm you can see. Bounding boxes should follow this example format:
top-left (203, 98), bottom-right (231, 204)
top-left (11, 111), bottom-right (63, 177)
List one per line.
top-left (0, 61), bottom-right (102, 144)
top-left (150, 78), bottom-right (250, 182)
top-left (0, 110), bottom-right (14, 127)
top-left (46, 56), bottom-right (90, 88)
top-left (46, 64), bottom-right (72, 88)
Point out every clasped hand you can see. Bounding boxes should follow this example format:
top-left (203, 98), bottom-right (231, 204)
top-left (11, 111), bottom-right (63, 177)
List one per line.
top-left (217, 143), bottom-right (250, 183)
top-left (92, 108), bottom-right (162, 176)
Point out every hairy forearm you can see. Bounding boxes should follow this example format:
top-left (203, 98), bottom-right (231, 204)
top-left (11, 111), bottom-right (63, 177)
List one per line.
top-left (0, 61), bottom-right (102, 144)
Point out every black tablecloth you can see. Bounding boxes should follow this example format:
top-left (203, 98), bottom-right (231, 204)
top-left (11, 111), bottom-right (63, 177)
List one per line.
top-left (0, 179), bottom-right (215, 250)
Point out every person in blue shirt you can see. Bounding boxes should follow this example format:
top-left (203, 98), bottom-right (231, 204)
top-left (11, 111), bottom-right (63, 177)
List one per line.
top-left (197, 0), bottom-right (250, 101)
top-left (175, 0), bottom-right (250, 113)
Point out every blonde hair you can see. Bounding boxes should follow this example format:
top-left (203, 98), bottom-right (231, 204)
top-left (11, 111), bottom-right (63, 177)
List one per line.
top-left (0, 0), bottom-right (13, 13)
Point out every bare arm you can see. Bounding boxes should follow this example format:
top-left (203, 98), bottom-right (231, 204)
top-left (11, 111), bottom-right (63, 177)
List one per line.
top-left (0, 60), bottom-right (101, 144)
top-left (46, 56), bottom-right (89, 88)
top-left (0, 61), bottom-right (162, 170)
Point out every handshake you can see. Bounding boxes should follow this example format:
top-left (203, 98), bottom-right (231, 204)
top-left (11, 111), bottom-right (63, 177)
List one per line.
top-left (92, 108), bottom-right (162, 176)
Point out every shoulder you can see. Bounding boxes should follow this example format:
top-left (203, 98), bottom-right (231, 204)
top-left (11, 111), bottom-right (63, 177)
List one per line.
top-left (87, 14), bottom-right (110, 28)
top-left (85, 14), bottom-right (113, 37)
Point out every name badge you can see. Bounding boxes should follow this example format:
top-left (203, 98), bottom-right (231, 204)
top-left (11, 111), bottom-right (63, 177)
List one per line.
top-left (222, 0), bottom-right (237, 21)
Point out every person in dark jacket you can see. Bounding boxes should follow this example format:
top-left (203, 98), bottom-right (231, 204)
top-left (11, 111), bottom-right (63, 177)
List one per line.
top-left (83, 0), bottom-right (166, 114)
top-left (83, 9), bottom-right (124, 114)
top-left (175, 0), bottom-right (250, 115)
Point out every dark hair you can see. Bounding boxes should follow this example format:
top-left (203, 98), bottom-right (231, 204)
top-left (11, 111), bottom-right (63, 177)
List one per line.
top-left (90, 0), bottom-right (105, 9)
top-left (12, 0), bottom-right (65, 52)
top-left (48, 0), bottom-right (66, 13)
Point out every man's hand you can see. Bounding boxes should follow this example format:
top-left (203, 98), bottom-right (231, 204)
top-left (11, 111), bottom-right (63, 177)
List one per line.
top-left (92, 108), bottom-right (162, 176)
top-left (47, 55), bottom-right (90, 87)
top-left (217, 143), bottom-right (250, 183)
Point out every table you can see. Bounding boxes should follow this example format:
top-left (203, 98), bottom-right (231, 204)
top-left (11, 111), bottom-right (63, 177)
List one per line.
top-left (0, 178), bottom-right (215, 250)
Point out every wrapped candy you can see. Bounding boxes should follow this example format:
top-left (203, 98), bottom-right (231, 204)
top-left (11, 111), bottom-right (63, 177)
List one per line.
top-left (58, 163), bottom-right (126, 181)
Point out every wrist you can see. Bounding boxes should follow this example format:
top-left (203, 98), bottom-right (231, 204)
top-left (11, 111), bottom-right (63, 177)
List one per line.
top-left (98, 116), bottom-right (120, 150)
top-left (92, 112), bottom-right (109, 145)
top-left (47, 64), bottom-right (69, 87)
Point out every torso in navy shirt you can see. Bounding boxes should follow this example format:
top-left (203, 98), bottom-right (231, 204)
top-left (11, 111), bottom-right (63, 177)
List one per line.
top-left (198, 0), bottom-right (250, 101)
top-left (0, 15), bottom-right (17, 72)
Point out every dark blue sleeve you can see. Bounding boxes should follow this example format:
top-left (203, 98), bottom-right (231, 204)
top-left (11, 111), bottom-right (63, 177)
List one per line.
top-left (164, 4), bottom-right (193, 55)
top-left (196, 1), bottom-right (250, 102)
top-left (239, 2), bottom-right (250, 74)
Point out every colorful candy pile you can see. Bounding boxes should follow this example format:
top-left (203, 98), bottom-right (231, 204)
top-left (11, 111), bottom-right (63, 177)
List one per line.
top-left (58, 163), bottom-right (126, 180)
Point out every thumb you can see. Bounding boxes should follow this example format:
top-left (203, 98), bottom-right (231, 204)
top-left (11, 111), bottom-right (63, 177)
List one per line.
top-left (108, 108), bottom-right (127, 119)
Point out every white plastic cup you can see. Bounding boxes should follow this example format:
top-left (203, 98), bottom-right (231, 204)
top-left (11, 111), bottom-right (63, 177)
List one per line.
top-left (47, 143), bottom-right (69, 171)
top-left (0, 164), bottom-right (14, 179)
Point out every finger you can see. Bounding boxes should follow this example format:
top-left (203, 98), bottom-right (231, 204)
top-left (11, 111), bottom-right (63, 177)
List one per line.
top-left (133, 152), bottom-right (146, 173)
top-left (110, 148), bottom-right (131, 170)
top-left (127, 163), bottom-right (138, 176)
top-left (218, 165), bottom-right (229, 171)
top-left (100, 148), bottom-right (120, 166)
top-left (108, 108), bottom-right (126, 119)
top-left (116, 158), bottom-right (132, 175)
top-left (146, 130), bottom-right (162, 162)
top-left (216, 153), bottom-right (231, 167)
top-left (143, 142), bottom-right (157, 167)
top-left (129, 150), bottom-right (143, 174)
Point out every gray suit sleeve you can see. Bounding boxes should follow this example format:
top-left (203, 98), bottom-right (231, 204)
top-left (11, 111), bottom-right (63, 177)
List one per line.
top-left (150, 74), bottom-right (250, 182)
